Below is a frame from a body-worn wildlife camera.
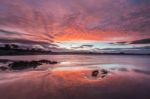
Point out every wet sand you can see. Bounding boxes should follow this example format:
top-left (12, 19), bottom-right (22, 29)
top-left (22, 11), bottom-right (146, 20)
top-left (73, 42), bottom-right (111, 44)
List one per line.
top-left (0, 67), bottom-right (150, 99)
top-left (0, 55), bottom-right (150, 99)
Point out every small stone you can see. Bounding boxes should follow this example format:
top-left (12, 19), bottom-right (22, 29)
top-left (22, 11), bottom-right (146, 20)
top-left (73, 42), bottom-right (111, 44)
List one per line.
top-left (92, 70), bottom-right (99, 77)
top-left (101, 69), bottom-right (108, 74)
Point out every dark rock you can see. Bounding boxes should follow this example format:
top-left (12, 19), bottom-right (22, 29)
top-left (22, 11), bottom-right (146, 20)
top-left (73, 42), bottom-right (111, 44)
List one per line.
top-left (91, 69), bottom-right (108, 78)
top-left (0, 66), bottom-right (8, 71)
top-left (39, 60), bottom-right (58, 64)
top-left (8, 60), bottom-right (58, 70)
top-left (49, 61), bottom-right (58, 64)
top-left (101, 75), bottom-right (106, 78)
top-left (39, 60), bottom-right (50, 63)
top-left (8, 61), bottom-right (42, 70)
top-left (100, 69), bottom-right (108, 78)
top-left (101, 69), bottom-right (108, 74)
top-left (92, 70), bottom-right (99, 77)
top-left (0, 59), bottom-right (13, 63)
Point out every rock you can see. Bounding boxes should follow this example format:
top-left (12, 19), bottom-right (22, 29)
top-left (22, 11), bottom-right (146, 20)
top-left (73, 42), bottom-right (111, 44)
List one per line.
top-left (0, 66), bottom-right (8, 71)
top-left (100, 69), bottom-right (108, 78)
top-left (39, 60), bottom-right (50, 63)
top-left (101, 75), bottom-right (106, 78)
top-left (49, 61), bottom-right (58, 64)
top-left (101, 69), bottom-right (108, 74)
top-left (8, 61), bottom-right (42, 70)
top-left (39, 60), bottom-right (58, 64)
top-left (0, 59), bottom-right (13, 63)
top-left (8, 60), bottom-right (58, 70)
top-left (92, 70), bottom-right (99, 77)
top-left (91, 69), bottom-right (108, 78)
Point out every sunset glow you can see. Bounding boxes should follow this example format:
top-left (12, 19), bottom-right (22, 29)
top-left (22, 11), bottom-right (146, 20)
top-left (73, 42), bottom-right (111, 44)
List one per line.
top-left (0, 0), bottom-right (149, 53)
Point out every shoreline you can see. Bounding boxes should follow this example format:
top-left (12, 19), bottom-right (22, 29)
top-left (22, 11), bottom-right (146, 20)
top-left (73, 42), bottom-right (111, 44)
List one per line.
top-left (0, 53), bottom-right (150, 56)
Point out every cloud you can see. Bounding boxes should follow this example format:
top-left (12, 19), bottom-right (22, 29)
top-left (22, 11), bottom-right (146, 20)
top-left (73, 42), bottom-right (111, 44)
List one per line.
top-left (80, 45), bottom-right (93, 48)
top-left (130, 38), bottom-right (150, 44)
top-left (0, 29), bottom-right (21, 35)
top-left (132, 69), bottom-right (150, 75)
top-left (0, 38), bottom-right (50, 45)
top-left (0, 0), bottom-right (149, 42)
top-left (0, 28), bottom-right (53, 43)
top-left (71, 44), bottom-right (93, 50)
top-left (0, 38), bottom-right (59, 51)
top-left (109, 42), bottom-right (128, 45)
top-left (0, 0), bottom-right (150, 53)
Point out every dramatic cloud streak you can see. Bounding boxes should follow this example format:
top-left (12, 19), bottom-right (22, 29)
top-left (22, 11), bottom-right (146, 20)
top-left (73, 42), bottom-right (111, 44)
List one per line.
top-left (0, 0), bottom-right (150, 52)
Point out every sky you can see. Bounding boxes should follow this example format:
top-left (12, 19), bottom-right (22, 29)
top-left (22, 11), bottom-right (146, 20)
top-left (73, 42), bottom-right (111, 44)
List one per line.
top-left (0, 0), bottom-right (150, 53)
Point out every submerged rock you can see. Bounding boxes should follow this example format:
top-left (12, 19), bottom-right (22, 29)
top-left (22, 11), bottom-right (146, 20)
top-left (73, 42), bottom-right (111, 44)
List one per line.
top-left (0, 59), bottom-right (13, 63)
top-left (101, 69), bottom-right (108, 74)
top-left (92, 70), bottom-right (99, 77)
top-left (39, 60), bottom-right (58, 64)
top-left (100, 69), bottom-right (108, 78)
top-left (8, 60), bottom-right (58, 70)
top-left (8, 61), bottom-right (42, 70)
top-left (0, 66), bottom-right (8, 71)
top-left (91, 69), bottom-right (109, 78)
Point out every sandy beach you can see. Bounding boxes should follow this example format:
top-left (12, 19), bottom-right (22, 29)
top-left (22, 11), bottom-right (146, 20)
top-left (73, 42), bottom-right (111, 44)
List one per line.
top-left (0, 55), bottom-right (150, 99)
top-left (0, 66), bottom-right (150, 98)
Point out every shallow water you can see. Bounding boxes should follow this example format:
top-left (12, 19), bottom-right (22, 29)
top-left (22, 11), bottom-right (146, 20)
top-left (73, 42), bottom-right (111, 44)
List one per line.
top-left (0, 55), bottom-right (150, 99)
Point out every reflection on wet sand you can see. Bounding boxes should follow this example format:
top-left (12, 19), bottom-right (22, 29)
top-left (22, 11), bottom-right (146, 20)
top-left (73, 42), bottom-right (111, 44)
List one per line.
top-left (0, 55), bottom-right (150, 99)
top-left (0, 66), bottom-right (150, 99)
